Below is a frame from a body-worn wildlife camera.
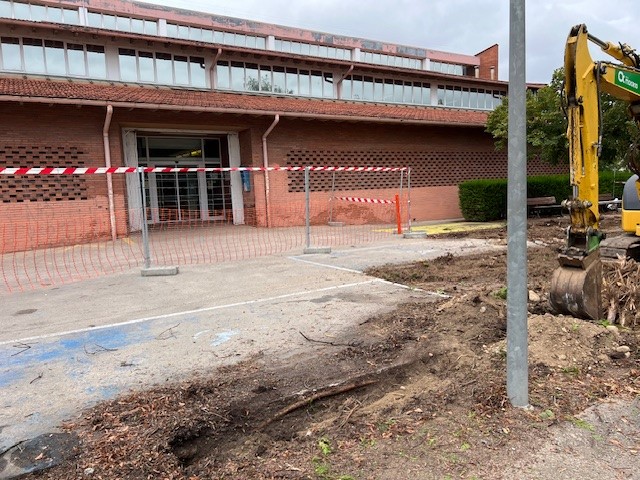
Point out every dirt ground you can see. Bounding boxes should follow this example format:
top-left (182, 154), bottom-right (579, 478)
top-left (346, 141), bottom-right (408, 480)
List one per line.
top-left (29, 213), bottom-right (640, 480)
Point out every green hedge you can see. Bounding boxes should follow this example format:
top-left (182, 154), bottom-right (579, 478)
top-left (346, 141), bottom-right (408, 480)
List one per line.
top-left (459, 171), bottom-right (631, 221)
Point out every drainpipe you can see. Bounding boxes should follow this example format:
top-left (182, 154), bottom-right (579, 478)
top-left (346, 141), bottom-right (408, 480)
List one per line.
top-left (336, 64), bottom-right (354, 99)
top-left (103, 105), bottom-right (116, 241)
top-left (210, 48), bottom-right (222, 88)
top-left (261, 114), bottom-right (280, 227)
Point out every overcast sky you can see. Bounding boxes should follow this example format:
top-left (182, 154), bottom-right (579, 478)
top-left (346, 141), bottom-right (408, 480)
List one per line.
top-left (138, 0), bottom-right (640, 84)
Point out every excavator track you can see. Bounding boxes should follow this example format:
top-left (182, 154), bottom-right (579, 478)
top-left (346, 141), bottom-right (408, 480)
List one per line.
top-left (599, 234), bottom-right (640, 262)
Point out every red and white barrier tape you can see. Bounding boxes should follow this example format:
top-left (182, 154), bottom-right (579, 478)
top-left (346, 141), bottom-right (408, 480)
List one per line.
top-left (335, 196), bottom-right (395, 204)
top-left (0, 166), bottom-right (407, 175)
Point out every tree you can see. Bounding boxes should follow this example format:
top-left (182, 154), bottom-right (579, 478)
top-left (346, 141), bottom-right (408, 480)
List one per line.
top-left (485, 67), bottom-right (640, 169)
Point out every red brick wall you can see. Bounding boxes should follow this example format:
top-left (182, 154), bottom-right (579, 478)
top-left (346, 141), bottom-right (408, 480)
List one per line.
top-left (477, 45), bottom-right (499, 80)
top-left (0, 103), bottom-right (567, 249)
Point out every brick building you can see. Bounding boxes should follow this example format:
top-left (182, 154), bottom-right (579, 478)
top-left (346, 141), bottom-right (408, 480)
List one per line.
top-left (0, 0), bottom-right (562, 245)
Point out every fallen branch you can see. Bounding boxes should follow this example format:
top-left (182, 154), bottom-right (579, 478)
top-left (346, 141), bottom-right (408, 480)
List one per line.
top-left (299, 331), bottom-right (359, 348)
top-left (156, 323), bottom-right (181, 340)
top-left (259, 379), bottom-right (377, 429)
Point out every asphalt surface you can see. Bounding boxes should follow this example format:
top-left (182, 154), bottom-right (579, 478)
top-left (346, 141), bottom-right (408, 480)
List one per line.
top-left (0, 234), bottom-right (503, 472)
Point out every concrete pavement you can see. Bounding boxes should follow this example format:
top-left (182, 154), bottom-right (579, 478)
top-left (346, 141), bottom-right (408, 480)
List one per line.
top-left (0, 235), bottom-right (504, 461)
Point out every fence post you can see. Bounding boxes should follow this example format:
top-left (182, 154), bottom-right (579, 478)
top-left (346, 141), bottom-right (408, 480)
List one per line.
top-left (139, 167), bottom-right (179, 276)
top-left (303, 166), bottom-right (331, 254)
top-left (407, 167), bottom-right (412, 233)
top-left (139, 168), bottom-right (151, 270)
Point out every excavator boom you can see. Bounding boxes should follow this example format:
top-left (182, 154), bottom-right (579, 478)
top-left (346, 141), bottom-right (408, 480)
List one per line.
top-left (549, 24), bottom-right (640, 320)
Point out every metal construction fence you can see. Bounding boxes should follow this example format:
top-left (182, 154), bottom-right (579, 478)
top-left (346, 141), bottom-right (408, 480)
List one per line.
top-left (0, 165), bottom-right (411, 293)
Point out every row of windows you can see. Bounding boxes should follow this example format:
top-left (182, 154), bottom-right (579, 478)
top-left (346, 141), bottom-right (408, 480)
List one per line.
top-left (342, 75), bottom-right (431, 105)
top-left (360, 51), bottom-right (422, 70)
top-left (87, 11), bottom-right (158, 36)
top-left (216, 61), bottom-right (334, 98)
top-left (0, 0), bottom-right (79, 24)
top-left (0, 37), bottom-right (106, 78)
top-left (165, 23), bottom-right (266, 50)
top-left (0, 33), bottom-right (503, 110)
top-left (430, 61), bottom-right (465, 76)
top-left (273, 39), bottom-right (350, 61)
top-left (436, 86), bottom-right (503, 110)
top-left (0, 0), bottom-right (477, 79)
top-left (119, 49), bottom-right (206, 87)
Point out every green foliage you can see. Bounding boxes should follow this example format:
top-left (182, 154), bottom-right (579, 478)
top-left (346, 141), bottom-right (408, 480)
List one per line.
top-left (459, 170), bottom-right (632, 221)
top-left (493, 287), bottom-right (508, 300)
top-left (486, 67), bottom-right (640, 168)
top-left (318, 437), bottom-right (332, 456)
top-left (458, 179), bottom-right (507, 221)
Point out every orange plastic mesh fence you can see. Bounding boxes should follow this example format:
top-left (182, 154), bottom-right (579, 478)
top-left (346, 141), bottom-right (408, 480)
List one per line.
top-left (0, 169), bottom-right (407, 292)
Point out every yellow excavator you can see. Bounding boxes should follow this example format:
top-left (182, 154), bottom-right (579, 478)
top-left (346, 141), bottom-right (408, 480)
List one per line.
top-left (549, 24), bottom-right (640, 320)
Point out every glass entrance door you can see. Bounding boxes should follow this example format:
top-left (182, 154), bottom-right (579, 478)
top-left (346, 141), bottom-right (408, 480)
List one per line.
top-left (137, 136), bottom-right (230, 224)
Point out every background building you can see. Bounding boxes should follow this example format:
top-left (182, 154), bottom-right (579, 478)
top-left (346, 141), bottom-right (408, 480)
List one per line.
top-left (0, 0), bottom-right (563, 245)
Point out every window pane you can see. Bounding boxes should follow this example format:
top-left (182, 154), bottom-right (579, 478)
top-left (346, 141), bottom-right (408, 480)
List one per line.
top-left (67, 44), bottom-right (85, 76)
top-left (445, 87), bottom-right (454, 105)
top-left (245, 63), bottom-right (259, 91)
top-left (24, 38), bottom-right (45, 73)
top-left (190, 57), bottom-right (206, 87)
top-left (216, 61), bottom-right (229, 89)
top-left (453, 87), bottom-right (462, 107)
top-left (383, 80), bottom-right (393, 102)
top-left (342, 77), bottom-right (351, 99)
top-left (310, 71), bottom-right (322, 96)
top-left (213, 31), bottom-right (224, 44)
top-left (116, 16), bottom-right (130, 31)
top-left (139, 51), bottom-right (154, 82)
top-left (131, 18), bottom-right (144, 34)
top-left (437, 87), bottom-right (445, 105)
top-left (323, 73), bottom-right (333, 98)
top-left (0, 1), bottom-right (11, 18)
top-left (1, 37), bottom-right (21, 70)
top-left (87, 45), bottom-right (106, 78)
top-left (31, 4), bottom-right (46, 21)
top-left (87, 12), bottom-right (102, 27)
top-left (234, 34), bottom-right (245, 47)
top-left (44, 40), bottom-right (66, 75)
top-left (299, 70), bottom-right (310, 95)
top-left (178, 25), bottom-right (189, 40)
top-left (256, 37), bottom-right (266, 49)
top-left (156, 52), bottom-right (172, 83)
top-left (48, 7), bottom-right (63, 23)
top-left (63, 8), bottom-right (79, 24)
top-left (469, 89), bottom-right (478, 108)
top-left (374, 79), bottom-right (383, 101)
top-left (174, 55), bottom-right (189, 85)
top-left (166, 24), bottom-right (178, 37)
top-left (201, 29), bottom-right (213, 42)
top-left (258, 65), bottom-right (271, 91)
top-left (363, 77), bottom-right (374, 101)
top-left (119, 48), bottom-right (137, 81)
top-left (273, 66), bottom-right (285, 93)
top-left (144, 20), bottom-right (157, 35)
top-left (352, 76), bottom-right (362, 100)
top-left (393, 80), bottom-right (403, 102)
top-left (102, 14), bottom-right (116, 30)
top-left (462, 89), bottom-right (470, 108)
top-left (286, 68), bottom-right (298, 95)
top-left (230, 62), bottom-right (244, 90)
top-left (189, 27), bottom-right (201, 41)
top-left (403, 82), bottom-right (412, 103)
top-left (13, 2), bottom-right (29, 20)
top-left (421, 85), bottom-right (430, 105)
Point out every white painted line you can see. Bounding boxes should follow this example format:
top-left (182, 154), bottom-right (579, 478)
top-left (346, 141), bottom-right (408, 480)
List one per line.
top-left (287, 256), bottom-right (363, 274)
top-left (0, 279), bottom-right (384, 346)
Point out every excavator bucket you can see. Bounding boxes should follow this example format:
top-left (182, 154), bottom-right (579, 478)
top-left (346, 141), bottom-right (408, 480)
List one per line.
top-left (549, 253), bottom-right (602, 320)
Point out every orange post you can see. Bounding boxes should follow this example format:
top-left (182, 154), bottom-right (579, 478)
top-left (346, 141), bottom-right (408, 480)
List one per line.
top-left (395, 194), bottom-right (402, 235)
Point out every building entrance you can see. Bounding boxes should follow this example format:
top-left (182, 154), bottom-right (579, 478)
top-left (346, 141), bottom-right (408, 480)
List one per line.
top-left (136, 136), bottom-right (231, 223)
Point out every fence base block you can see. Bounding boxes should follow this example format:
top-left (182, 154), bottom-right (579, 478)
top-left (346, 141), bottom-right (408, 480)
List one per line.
top-left (303, 246), bottom-right (332, 254)
top-left (327, 221), bottom-right (345, 227)
top-left (141, 266), bottom-right (180, 277)
top-left (403, 232), bottom-right (428, 239)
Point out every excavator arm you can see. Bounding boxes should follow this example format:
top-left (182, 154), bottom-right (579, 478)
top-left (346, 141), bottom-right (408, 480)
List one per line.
top-left (549, 24), bottom-right (640, 320)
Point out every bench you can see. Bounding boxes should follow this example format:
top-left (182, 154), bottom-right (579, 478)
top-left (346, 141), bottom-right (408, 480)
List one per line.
top-left (598, 194), bottom-right (622, 212)
top-left (527, 196), bottom-right (563, 217)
